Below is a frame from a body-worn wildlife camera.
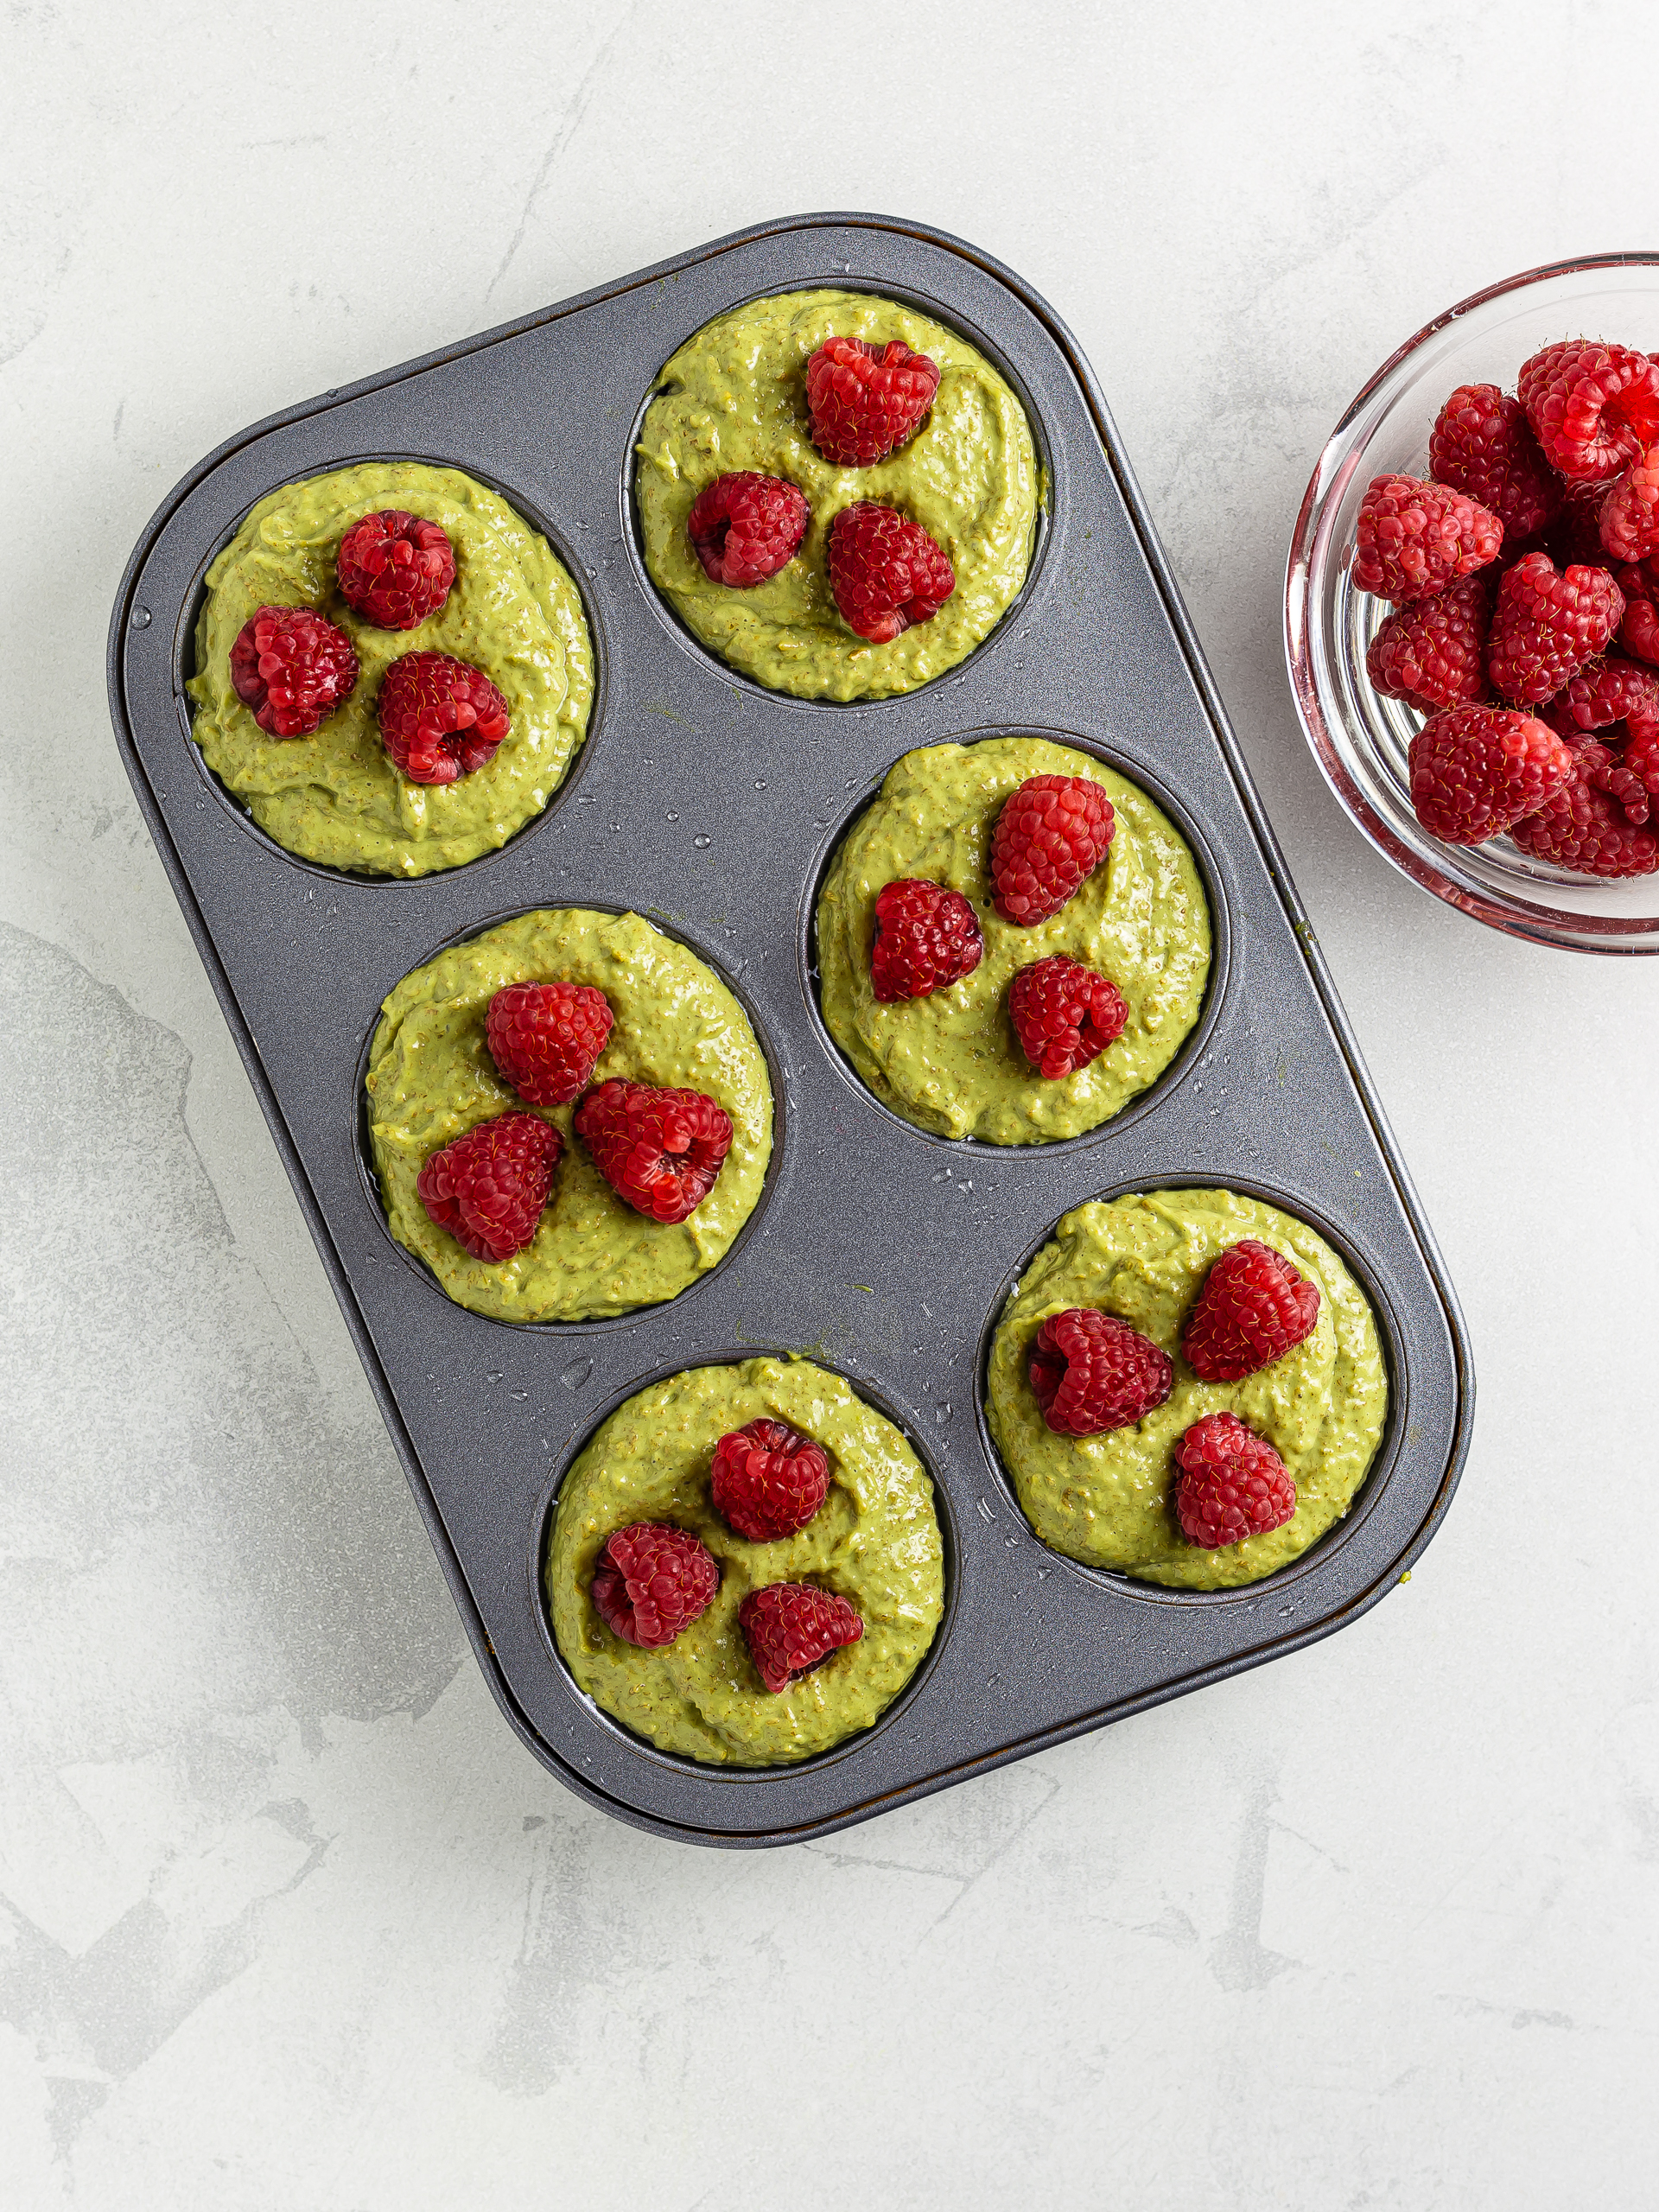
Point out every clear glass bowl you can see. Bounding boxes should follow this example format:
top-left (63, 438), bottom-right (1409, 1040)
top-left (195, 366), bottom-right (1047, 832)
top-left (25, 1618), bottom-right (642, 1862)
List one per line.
top-left (1286, 252), bottom-right (1659, 956)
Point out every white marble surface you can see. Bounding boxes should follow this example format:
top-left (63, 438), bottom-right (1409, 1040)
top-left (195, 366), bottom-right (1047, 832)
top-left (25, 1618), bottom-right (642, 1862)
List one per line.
top-left (5, 3), bottom-right (1658, 2203)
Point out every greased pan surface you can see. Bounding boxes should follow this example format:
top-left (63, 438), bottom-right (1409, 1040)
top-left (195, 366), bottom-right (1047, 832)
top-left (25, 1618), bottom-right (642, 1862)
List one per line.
top-left (107, 213), bottom-right (1473, 1846)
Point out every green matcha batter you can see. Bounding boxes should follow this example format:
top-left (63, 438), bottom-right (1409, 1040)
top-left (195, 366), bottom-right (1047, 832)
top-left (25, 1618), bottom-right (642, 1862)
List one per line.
top-left (988, 1189), bottom-right (1389, 1588)
top-left (635, 289), bottom-right (1039, 700)
top-left (548, 1357), bottom-right (945, 1764)
top-left (817, 736), bottom-right (1211, 1144)
top-left (366, 909), bottom-right (772, 1323)
top-left (189, 461), bottom-right (594, 875)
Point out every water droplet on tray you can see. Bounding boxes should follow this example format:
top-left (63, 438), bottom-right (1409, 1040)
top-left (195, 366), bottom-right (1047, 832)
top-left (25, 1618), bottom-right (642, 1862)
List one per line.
top-left (130, 607), bottom-right (151, 629)
top-left (935, 1403), bottom-right (951, 1423)
top-left (561, 1358), bottom-right (593, 1391)
top-left (694, 834), bottom-right (711, 849)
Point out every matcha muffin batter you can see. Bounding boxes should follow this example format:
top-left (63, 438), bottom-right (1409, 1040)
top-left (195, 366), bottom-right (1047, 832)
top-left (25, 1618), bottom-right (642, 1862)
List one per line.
top-left (817, 736), bottom-right (1211, 1144)
top-left (988, 1190), bottom-right (1388, 1589)
top-left (635, 289), bottom-right (1039, 700)
top-left (189, 461), bottom-right (594, 875)
top-left (549, 1357), bottom-right (945, 1764)
top-left (366, 909), bottom-right (771, 1323)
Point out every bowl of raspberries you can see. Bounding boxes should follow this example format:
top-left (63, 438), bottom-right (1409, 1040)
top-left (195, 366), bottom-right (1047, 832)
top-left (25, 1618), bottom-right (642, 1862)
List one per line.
top-left (1287, 253), bottom-right (1659, 953)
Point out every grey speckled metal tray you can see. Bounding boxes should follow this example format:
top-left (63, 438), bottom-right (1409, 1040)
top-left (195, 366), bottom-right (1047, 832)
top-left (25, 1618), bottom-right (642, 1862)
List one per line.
top-left (107, 213), bottom-right (1473, 1847)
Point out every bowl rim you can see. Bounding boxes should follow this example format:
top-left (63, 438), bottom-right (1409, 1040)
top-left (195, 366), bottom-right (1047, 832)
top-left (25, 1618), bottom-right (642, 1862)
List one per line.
top-left (1285, 249), bottom-right (1659, 957)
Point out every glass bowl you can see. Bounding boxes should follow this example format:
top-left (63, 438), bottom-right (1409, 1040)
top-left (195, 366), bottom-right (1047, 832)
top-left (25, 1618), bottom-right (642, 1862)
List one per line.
top-left (1286, 252), bottom-right (1659, 956)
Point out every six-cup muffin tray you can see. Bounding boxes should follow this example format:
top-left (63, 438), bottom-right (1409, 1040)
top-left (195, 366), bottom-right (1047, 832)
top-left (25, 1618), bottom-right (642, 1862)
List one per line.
top-left (107, 213), bottom-right (1474, 1847)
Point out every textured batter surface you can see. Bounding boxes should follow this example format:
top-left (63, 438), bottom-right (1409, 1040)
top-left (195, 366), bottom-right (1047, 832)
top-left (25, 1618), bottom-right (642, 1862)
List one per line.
top-left (188, 461), bottom-right (594, 875)
top-left (366, 909), bottom-right (771, 1322)
top-left (987, 1189), bottom-right (1388, 1588)
top-left (817, 736), bottom-right (1211, 1143)
top-left (634, 289), bottom-right (1038, 699)
top-left (547, 1357), bottom-right (944, 1764)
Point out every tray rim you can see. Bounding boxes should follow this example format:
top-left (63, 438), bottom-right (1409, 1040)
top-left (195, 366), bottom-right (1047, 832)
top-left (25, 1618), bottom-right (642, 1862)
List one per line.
top-left (105, 208), bottom-right (1477, 1847)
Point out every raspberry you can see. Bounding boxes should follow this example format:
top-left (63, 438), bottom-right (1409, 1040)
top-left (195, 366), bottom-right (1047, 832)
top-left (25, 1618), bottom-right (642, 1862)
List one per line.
top-left (1622, 727), bottom-right (1659, 822)
top-left (1567, 736), bottom-right (1654, 827)
top-left (1539, 654), bottom-right (1659, 742)
top-left (1618, 561), bottom-right (1659, 664)
top-left (336, 510), bottom-right (456, 629)
top-left (805, 335), bottom-right (940, 467)
top-left (378, 652), bottom-right (510, 784)
top-left (710, 1420), bottom-right (830, 1541)
top-left (1027, 1308), bottom-right (1173, 1437)
top-left (989, 774), bottom-right (1116, 925)
top-left (686, 471), bottom-right (810, 587)
top-left (1351, 473), bottom-right (1503, 603)
top-left (590, 1523), bottom-right (719, 1649)
top-left (1518, 341), bottom-right (1659, 484)
top-left (868, 878), bottom-right (983, 1002)
top-left (1510, 755), bottom-right (1659, 876)
top-left (486, 981), bottom-right (613, 1107)
top-left (827, 501), bottom-right (955, 643)
top-left (1599, 445), bottom-right (1659, 563)
top-left (1407, 704), bottom-right (1574, 843)
top-left (1487, 553), bottom-right (1624, 705)
top-left (1365, 573), bottom-right (1492, 715)
top-left (228, 604), bottom-right (359, 737)
top-left (1174, 1414), bottom-right (1297, 1549)
top-left (1007, 955), bottom-right (1128, 1078)
top-left (1181, 1239), bottom-right (1320, 1382)
top-left (1428, 383), bottom-right (1561, 543)
top-left (416, 1110), bottom-right (561, 1262)
top-left (738, 1582), bottom-right (863, 1694)
top-left (573, 1078), bottom-right (733, 1224)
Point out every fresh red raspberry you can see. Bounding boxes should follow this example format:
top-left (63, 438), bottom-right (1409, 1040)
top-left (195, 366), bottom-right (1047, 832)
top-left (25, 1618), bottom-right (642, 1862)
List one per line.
top-left (1618, 560), bottom-right (1659, 664)
top-left (1174, 1414), bottom-right (1297, 1549)
top-left (1182, 1239), bottom-right (1321, 1382)
top-left (1428, 383), bottom-right (1561, 543)
top-left (868, 879), bottom-right (983, 1002)
top-left (229, 604), bottom-right (359, 737)
top-left (486, 981), bottom-right (613, 1107)
top-left (1407, 704), bottom-right (1574, 843)
top-left (336, 510), bottom-right (456, 629)
top-left (377, 652), bottom-right (510, 784)
top-left (1567, 736), bottom-right (1654, 827)
top-left (1599, 445), bottom-right (1659, 564)
top-left (416, 1110), bottom-right (561, 1262)
top-left (805, 335), bottom-right (940, 467)
top-left (1007, 955), bottom-right (1128, 1078)
top-left (590, 1522), bottom-right (719, 1649)
top-left (1487, 553), bottom-right (1624, 705)
top-left (989, 773), bottom-right (1116, 925)
top-left (1027, 1309), bottom-right (1173, 1437)
top-left (1517, 341), bottom-right (1659, 484)
top-left (710, 1420), bottom-right (830, 1541)
top-left (573, 1078), bottom-right (733, 1224)
top-left (1620, 727), bottom-right (1659, 822)
top-left (1365, 573), bottom-right (1492, 715)
top-left (738, 1582), bottom-right (863, 1694)
top-left (1351, 473), bottom-right (1503, 603)
top-left (686, 471), bottom-right (810, 587)
top-left (1538, 654), bottom-right (1659, 742)
top-left (826, 501), bottom-right (955, 643)
top-left (1510, 754), bottom-right (1659, 876)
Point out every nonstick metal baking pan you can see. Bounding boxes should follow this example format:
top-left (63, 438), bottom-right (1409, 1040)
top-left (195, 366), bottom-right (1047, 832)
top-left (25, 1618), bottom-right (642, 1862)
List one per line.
top-left (107, 213), bottom-right (1474, 1846)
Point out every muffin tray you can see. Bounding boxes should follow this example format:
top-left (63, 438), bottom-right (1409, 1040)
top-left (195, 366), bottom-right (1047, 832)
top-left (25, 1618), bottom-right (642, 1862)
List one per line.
top-left (107, 213), bottom-right (1474, 1846)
